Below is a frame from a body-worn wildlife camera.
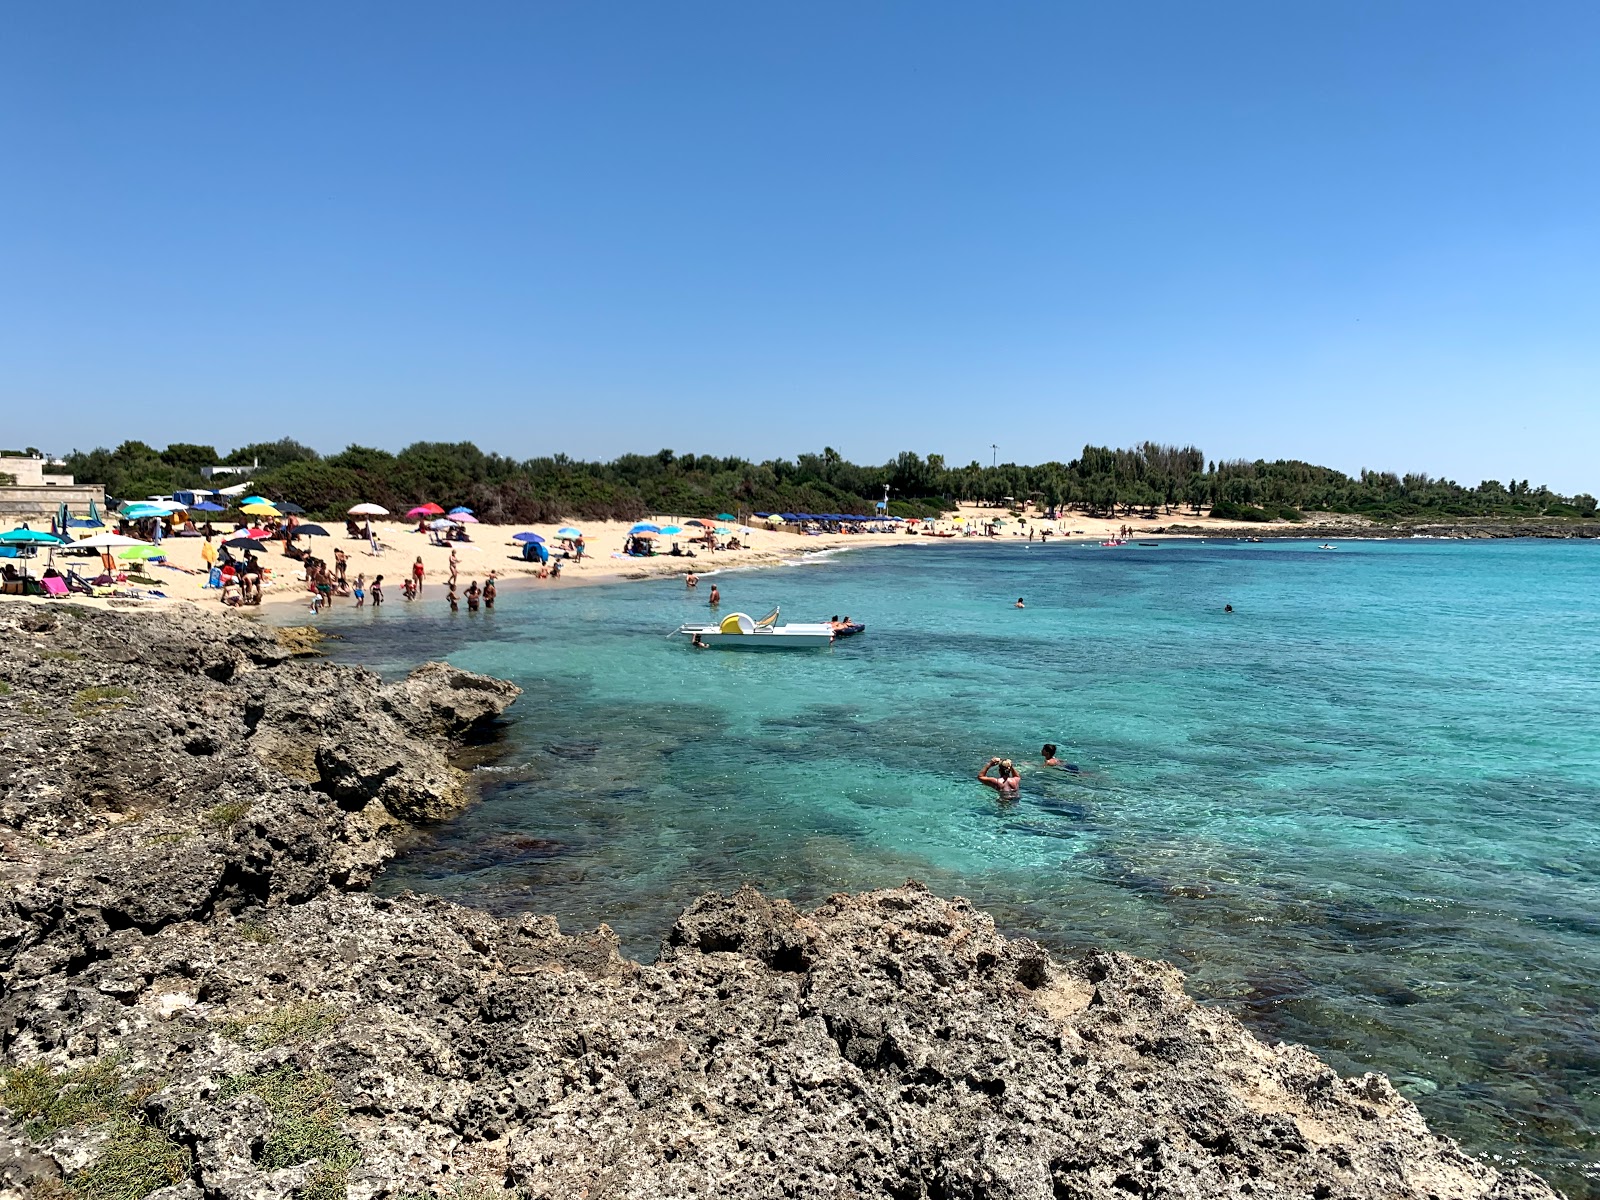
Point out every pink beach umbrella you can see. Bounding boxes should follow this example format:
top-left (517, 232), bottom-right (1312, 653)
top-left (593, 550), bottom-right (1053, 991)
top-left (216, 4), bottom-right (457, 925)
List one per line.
top-left (450, 513), bottom-right (479, 524)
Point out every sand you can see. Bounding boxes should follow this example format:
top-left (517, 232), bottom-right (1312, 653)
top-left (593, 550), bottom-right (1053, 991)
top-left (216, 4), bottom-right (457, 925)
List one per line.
top-left (5, 506), bottom-right (1255, 614)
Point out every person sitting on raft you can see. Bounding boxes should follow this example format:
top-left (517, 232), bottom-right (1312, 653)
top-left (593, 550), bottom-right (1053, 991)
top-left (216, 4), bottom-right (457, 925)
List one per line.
top-left (978, 757), bottom-right (1020, 799)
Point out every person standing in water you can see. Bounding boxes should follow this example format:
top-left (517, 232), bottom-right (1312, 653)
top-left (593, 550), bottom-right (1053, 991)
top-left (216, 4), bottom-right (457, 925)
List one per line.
top-left (709, 584), bottom-right (720, 607)
top-left (412, 556), bottom-right (426, 593)
top-left (483, 575), bottom-right (496, 609)
top-left (978, 757), bottom-right (1020, 799)
top-left (370, 575), bottom-right (384, 606)
top-left (1015, 597), bottom-right (1025, 608)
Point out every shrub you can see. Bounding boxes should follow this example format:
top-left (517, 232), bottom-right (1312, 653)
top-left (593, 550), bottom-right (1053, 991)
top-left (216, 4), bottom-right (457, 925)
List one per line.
top-left (204, 801), bottom-right (251, 828)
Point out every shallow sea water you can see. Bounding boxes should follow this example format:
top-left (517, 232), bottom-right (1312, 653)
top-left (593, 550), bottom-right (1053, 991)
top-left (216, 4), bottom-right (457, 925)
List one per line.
top-left (306, 538), bottom-right (1599, 1192)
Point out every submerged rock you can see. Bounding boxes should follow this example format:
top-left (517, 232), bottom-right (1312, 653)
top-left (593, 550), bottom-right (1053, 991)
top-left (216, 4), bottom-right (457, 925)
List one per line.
top-left (0, 604), bottom-right (1561, 1199)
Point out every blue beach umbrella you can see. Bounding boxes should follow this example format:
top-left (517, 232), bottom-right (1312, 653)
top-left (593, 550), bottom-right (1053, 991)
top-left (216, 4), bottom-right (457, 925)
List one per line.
top-left (659, 525), bottom-right (682, 535)
top-left (512, 532), bottom-right (545, 543)
top-left (630, 523), bottom-right (661, 534)
top-left (190, 501), bottom-right (225, 512)
top-left (449, 507), bottom-right (474, 516)
top-left (557, 526), bottom-right (582, 538)
top-left (238, 495), bottom-right (269, 506)
top-left (0, 529), bottom-right (66, 546)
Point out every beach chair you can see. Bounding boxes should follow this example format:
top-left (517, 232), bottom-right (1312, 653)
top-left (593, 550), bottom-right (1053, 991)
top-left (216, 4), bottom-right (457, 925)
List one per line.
top-left (40, 576), bottom-right (70, 599)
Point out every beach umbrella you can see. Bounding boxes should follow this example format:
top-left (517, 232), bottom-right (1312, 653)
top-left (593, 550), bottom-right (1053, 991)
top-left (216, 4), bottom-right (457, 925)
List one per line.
top-left (0, 529), bottom-right (66, 546)
top-left (221, 537), bottom-right (261, 551)
top-left (659, 525), bottom-right (682, 535)
top-left (118, 545), bottom-right (165, 560)
top-left (118, 505), bottom-right (171, 520)
top-left (88, 499), bottom-right (102, 525)
top-left (190, 501), bottom-right (225, 513)
top-left (633, 530), bottom-right (659, 540)
top-left (450, 513), bottom-right (480, 524)
top-left (448, 506), bottom-right (474, 516)
top-left (406, 506), bottom-right (437, 518)
top-left (241, 502), bottom-right (280, 517)
top-left (242, 528), bottom-right (272, 539)
top-left (630, 522), bottom-right (661, 534)
top-left (291, 524), bottom-right (330, 537)
top-left (73, 533), bottom-right (149, 550)
top-left (715, 513), bottom-right (735, 521)
top-left (429, 518), bottom-right (455, 531)
top-left (684, 519), bottom-right (710, 528)
top-left (513, 532), bottom-right (545, 543)
top-left (714, 526), bottom-right (732, 536)
top-left (557, 527), bottom-right (582, 538)
top-left (276, 501), bottom-right (306, 515)
top-left (349, 503), bottom-right (389, 516)
top-left (239, 495), bottom-right (270, 506)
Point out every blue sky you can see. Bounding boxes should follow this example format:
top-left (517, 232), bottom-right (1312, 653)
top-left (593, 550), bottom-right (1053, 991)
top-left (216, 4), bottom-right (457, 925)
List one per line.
top-left (4, 2), bottom-right (1598, 491)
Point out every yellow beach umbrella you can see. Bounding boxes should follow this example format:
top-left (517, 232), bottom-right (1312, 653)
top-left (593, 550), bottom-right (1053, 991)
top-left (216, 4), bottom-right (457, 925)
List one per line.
top-left (241, 502), bottom-right (280, 517)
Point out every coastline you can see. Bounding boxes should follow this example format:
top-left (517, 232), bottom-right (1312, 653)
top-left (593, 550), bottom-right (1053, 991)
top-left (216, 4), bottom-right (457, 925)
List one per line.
top-left (0, 603), bottom-right (1563, 1198)
top-left (9, 507), bottom-right (1597, 620)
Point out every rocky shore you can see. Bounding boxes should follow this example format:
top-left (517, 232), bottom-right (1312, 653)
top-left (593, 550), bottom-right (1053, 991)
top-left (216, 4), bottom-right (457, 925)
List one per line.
top-left (0, 605), bottom-right (1561, 1199)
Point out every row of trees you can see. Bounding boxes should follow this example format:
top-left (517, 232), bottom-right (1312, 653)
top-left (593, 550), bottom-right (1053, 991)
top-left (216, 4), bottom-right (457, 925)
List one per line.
top-left (60, 439), bottom-right (1597, 523)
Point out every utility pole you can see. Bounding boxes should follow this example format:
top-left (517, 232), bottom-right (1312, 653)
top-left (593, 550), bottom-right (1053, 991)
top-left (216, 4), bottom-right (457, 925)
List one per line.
top-left (990, 444), bottom-right (998, 468)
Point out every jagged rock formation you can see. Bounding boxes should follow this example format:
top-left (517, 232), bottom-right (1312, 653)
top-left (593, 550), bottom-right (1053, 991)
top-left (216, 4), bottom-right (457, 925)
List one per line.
top-left (0, 604), bottom-right (1561, 1199)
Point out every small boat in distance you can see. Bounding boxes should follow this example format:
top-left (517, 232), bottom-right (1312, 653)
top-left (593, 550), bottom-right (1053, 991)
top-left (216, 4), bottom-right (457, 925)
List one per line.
top-left (676, 607), bottom-right (834, 650)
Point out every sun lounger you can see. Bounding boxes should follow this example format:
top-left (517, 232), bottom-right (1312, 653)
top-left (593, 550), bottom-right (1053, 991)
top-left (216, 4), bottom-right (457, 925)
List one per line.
top-left (40, 576), bottom-right (70, 598)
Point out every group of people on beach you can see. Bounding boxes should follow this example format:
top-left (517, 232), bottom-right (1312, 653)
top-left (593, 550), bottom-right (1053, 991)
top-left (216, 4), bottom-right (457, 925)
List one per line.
top-left (384, 553), bottom-right (496, 613)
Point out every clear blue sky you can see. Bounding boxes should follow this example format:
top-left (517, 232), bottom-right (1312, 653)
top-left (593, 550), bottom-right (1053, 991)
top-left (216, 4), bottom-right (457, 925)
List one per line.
top-left (4, 2), bottom-right (1598, 491)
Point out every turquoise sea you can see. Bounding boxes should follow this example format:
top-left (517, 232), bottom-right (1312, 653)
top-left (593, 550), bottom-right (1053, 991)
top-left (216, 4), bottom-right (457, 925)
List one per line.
top-left (306, 538), bottom-right (1599, 1193)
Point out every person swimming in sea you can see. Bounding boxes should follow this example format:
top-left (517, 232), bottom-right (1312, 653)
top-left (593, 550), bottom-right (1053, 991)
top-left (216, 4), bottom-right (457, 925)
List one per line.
top-left (1014, 597), bottom-right (1025, 608)
top-left (978, 756), bottom-right (1020, 799)
top-left (1041, 743), bottom-right (1081, 773)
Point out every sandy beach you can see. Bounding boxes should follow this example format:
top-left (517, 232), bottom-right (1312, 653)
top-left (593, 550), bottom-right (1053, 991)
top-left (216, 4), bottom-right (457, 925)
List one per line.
top-left (4, 507), bottom-right (1256, 614)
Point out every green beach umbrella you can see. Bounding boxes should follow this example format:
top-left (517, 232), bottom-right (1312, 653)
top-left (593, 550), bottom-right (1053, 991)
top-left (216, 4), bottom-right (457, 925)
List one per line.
top-left (118, 545), bottom-right (166, 560)
top-left (715, 513), bottom-right (736, 521)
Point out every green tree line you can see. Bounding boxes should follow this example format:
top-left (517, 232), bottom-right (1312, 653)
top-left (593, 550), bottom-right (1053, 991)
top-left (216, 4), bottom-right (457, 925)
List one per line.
top-left (60, 438), bottom-right (1598, 524)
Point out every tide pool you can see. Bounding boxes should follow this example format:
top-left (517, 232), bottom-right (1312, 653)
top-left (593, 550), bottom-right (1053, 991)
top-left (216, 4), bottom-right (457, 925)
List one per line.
top-left (310, 537), bottom-right (1599, 1192)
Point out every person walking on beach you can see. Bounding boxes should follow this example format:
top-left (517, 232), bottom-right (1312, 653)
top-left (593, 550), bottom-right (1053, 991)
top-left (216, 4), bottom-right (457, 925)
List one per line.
top-left (708, 583), bottom-right (720, 607)
top-left (371, 575), bottom-right (384, 606)
top-left (448, 548), bottom-right (459, 587)
top-left (978, 757), bottom-right (1020, 799)
top-left (483, 575), bottom-right (496, 609)
top-left (412, 556), bottom-right (425, 593)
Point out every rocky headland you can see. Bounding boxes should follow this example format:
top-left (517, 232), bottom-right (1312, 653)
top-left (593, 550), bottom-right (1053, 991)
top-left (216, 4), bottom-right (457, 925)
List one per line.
top-left (0, 604), bottom-right (1562, 1199)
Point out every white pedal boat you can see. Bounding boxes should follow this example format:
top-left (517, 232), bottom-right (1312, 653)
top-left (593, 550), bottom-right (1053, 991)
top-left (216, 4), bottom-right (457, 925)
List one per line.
top-left (676, 607), bottom-right (834, 650)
